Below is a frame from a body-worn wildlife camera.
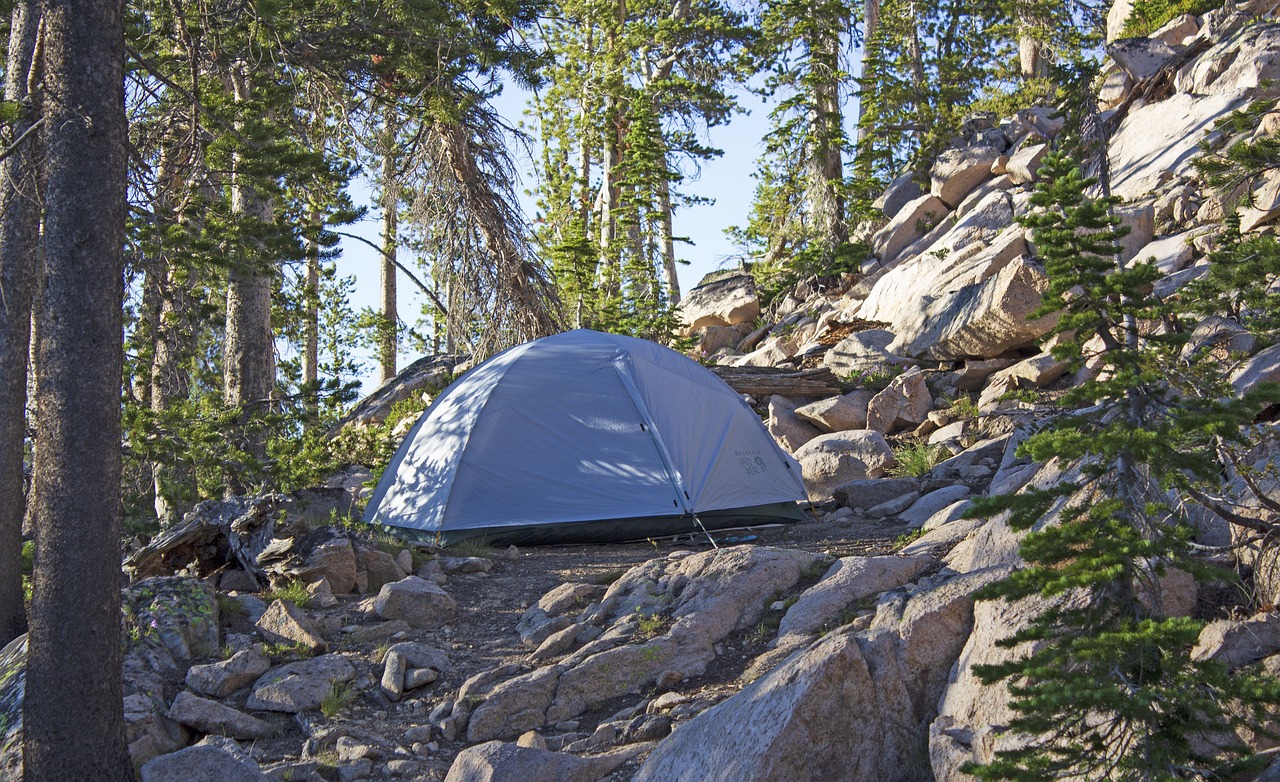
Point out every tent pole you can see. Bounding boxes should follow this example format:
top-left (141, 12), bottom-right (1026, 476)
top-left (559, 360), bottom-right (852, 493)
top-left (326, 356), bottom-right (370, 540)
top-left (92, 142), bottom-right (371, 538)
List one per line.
top-left (691, 513), bottom-right (719, 550)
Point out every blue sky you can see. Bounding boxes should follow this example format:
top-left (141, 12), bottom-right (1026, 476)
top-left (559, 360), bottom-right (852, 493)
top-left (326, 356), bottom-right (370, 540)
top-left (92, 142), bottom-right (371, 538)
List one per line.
top-left (334, 83), bottom-right (775, 392)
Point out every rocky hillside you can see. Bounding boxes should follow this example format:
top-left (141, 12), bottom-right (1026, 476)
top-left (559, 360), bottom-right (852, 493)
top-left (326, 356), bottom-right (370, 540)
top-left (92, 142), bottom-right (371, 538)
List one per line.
top-left (2, 6), bottom-right (1280, 782)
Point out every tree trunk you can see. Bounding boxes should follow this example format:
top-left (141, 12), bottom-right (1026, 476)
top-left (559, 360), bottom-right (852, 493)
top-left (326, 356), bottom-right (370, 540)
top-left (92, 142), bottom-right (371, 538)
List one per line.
top-left (379, 133), bottom-right (398, 383)
top-left (0, 0), bottom-right (41, 648)
top-left (23, 0), bottom-right (131, 777)
top-left (806, 20), bottom-right (848, 254)
top-left (223, 65), bottom-right (275, 411)
top-left (303, 204), bottom-right (320, 425)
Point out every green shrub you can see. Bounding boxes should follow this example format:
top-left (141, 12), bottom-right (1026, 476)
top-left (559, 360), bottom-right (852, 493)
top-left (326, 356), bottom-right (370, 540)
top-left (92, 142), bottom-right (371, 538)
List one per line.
top-left (887, 443), bottom-right (946, 478)
top-left (1122, 0), bottom-right (1221, 37)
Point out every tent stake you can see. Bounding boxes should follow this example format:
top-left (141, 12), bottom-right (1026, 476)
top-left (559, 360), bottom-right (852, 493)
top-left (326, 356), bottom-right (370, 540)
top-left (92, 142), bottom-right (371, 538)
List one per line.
top-left (691, 514), bottom-right (719, 550)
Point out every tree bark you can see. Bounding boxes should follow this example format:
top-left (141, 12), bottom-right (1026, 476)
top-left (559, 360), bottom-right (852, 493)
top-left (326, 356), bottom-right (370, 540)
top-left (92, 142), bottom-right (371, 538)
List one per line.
top-left (23, 0), bottom-right (131, 777)
top-left (223, 64), bottom-right (275, 411)
top-left (379, 130), bottom-right (398, 383)
top-left (303, 204), bottom-right (321, 425)
top-left (0, 0), bottom-right (41, 648)
top-left (806, 18), bottom-right (848, 255)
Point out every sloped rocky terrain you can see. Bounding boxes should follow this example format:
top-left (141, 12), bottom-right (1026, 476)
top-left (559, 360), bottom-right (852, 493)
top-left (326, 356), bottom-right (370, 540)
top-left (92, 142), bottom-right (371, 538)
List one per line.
top-left (4, 4), bottom-right (1280, 781)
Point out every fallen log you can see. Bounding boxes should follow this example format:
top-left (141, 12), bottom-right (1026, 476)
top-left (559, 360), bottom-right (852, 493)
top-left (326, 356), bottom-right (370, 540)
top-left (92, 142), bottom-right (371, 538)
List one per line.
top-left (709, 365), bottom-right (847, 398)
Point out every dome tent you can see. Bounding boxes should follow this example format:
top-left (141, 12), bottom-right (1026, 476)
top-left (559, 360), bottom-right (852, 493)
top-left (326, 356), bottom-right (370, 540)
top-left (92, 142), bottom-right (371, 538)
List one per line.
top-left (364, 329), bottom-right (810, 545)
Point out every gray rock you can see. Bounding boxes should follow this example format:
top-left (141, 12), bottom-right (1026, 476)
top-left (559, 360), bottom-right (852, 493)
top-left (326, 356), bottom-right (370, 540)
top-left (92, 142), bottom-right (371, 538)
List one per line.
top-left (387, 642), bottom-right (451, 672)
top-left (1192, 614), bottom-right (1280, 670)
top-left (124, 577), bottom-right (221, 662)
top-left (1180, 315), bottom-right (1257, 364)
top-left (822, 330), bottom-right (917, 377)
top-left (1109, 36), bottom-right (1177, 81)
top-left (832, 478), bottom-right (920, 514)
top-left (871, 194), bottom-right (950, 263)
top-left (795, 390), bottom-right (871, 433)
top-left (1004, 143), bottom-right (1048, 185)
top-left (777, 555), bottom-right (933, 641)
top-left (921, 500), bottom-right (975, 531)
top-left (893, 256), bottom-right (1057, 360)
top-left (305, 577), bottom-right (338, 609)
top-left (256, 600), bottom-right (326, 652)
top-left (405, 668), bottom-right (439, 690)
top-left (930, 144), bottom-right (1003, 208)
top-left (445, 741), bottom-right (637, 782)
top-left (141, 745), bottom-right (271, 782)
top-left (1231, 344), bottom-right (1280, 397)
top-left (246, 654), bottom-right (356, 713)
top-left (793, 430), bottom-right (895, 501)
top-left (167, 691), bottom-right (273, 740)
top-left (186, 647), bottom-right (271, 699)
top-left (679, 274), bottom-right (760, 331)
top-left (441, 556), bottom-right (493, 575)
top-left (358, 547), bottom-right (408, 593)
top-left (466, 547), bottom-right (825, 742)
top-left (867, 367), bottom-right (932, 433)
top-left (381, 650), bottom-right (407, 701)
top-left (766, 395), bottom-right (823, 453)
top-left (873, 173), bottom-right (923, 219)
top-left (374, 576), bottom-right (457, 629)
top-left (900, 486), bottom-right (972, 528)
top-left (301, 528), bottom-right (358, 595)
top-left (637, 568), bottom-right (1007, 782)
top-left (1131, 230), bottom-right (1196, 275)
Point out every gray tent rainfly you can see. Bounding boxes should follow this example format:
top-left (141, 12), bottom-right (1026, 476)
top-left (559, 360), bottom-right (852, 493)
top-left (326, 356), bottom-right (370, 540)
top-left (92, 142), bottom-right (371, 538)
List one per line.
top-left (364, 329), bottom-right (810, 545)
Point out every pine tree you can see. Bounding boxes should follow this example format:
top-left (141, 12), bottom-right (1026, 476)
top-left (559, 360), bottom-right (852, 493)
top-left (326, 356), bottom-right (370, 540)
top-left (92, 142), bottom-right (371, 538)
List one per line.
top-left (965, 151), bottom-right (1280, 780)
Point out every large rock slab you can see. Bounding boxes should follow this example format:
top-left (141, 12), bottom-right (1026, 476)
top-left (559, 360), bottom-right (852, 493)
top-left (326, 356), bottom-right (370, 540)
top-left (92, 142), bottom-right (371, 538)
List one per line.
top-left (375, 576), bottom-right (457, 629)
top-left (1110, 92), bottom-right (1244, 200)
top-left (931, 592), bottom-right (1052, 776)
top-left (635, 567), bottom-right (1007, 782)
top-left (890, 256), bottom-right (1058, 360)
top-left (1176, 22), bottom-right (1280, 98)
top-left (793, 430), bottom-right (895, 501)
top-left (858, 218), bottom-right (1027, 354)
top-left (245, 654), bottom-right (356, 713)
top-left (464, 546), bottom-right (826, 742)
top-left (1192, 614), bottom-right (1280, 670)
top-left (679, 274), bottom-right (760, 331)
top-left (777, 555), bottom-right (933, 641)
top-left (1231, 344), bottom-right (1280, 396)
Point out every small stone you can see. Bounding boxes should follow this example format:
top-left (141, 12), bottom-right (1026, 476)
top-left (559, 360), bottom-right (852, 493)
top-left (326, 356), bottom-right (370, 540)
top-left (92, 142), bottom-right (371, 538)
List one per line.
top-left (403, 725), bottom-right (433, 743)
top-left (336, 736), bottom-right (379, 762)
top-left (382, 650), bottom-right (407, 702)
top-left (516, 731), bottom-right (547, 750)
top-left (306, 578), bottom-right (338, 609)
top-left (396, 550), bottom-right (414, 574)
top-left (343, 620), bottom-right (411, 644)
top-left (405, 668), bottom-right (439, 690)
top-left (186, 647), bottom-right (271, 699)
top-left (502, 545), bottom-right (520, 561)
top-left (441, 557), bottom-right (493, 575)
top-left (167, 691), bottom-right (273, 740)
top-left (337, 759), bottom-right (373, 782)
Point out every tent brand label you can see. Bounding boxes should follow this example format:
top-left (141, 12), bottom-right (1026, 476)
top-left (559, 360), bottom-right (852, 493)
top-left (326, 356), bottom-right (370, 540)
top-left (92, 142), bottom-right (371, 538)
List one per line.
top-left (734, 449), bottom-right (768, 475)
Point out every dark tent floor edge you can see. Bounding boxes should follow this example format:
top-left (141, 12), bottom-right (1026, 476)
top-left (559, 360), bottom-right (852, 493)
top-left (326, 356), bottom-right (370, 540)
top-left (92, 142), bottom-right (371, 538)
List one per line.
top-left (375, 501), bottom-right (811, 547)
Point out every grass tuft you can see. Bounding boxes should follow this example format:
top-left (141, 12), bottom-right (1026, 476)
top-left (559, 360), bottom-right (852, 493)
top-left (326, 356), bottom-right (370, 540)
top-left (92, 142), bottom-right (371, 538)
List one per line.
top-left (887, 442), bottom-right (946, 478)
